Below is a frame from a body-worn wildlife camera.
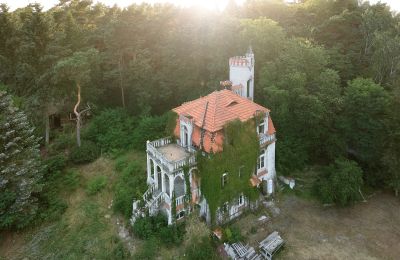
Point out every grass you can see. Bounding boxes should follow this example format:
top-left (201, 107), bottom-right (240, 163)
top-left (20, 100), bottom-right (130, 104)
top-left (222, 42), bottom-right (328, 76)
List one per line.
top-left (0, 151), bottom-right (147, 260)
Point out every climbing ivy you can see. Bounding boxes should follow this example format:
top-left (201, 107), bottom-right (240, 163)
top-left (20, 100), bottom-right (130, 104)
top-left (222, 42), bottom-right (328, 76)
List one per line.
top-left (182, 165), bottom-right (191, 209)
top-left (165, 111), bottom-right (178, 138)
top-left (197, 119), bottom-right (260, 224)
top-left (171, 191), bottom-right (176, 223)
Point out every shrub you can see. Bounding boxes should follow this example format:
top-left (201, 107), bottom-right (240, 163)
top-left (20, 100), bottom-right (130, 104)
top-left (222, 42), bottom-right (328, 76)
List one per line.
top-left (185, 236), bottom-right (217, 260)
top-left (84, 108), bottom-right (136, 152)
top-left (134, 237), bottom-right (160, 260)
top-left (63, 170), bottom-right (81, 191)
top-left (69, 141), bottom-right (100, 164)
top-left (86, 176), bottom-right (107, 195)
top-left (132, 214), bottom-right (185, 246)
top-left (132, 115), bottom-right (168, 150)
top-left (113, 161), bottom-right (147, 218)
top-left (224, 226), bottom-right (243, 243)
top-left (45, 154), bottom-right (67, 175)
top-left (49, 132), bottom-right (74, 154)
top-left (315, 158), bottom-right (363, 206)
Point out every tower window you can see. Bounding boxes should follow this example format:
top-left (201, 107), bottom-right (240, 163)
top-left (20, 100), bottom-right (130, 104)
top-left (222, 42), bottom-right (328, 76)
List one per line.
top-left (222, 173), bottom-right (228, 188)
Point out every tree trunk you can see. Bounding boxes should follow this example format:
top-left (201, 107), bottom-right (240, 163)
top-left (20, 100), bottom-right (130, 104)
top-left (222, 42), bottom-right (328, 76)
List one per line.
top-left (74, 82), bottom-right (82, 147)
top-left (118, 53), bottom-right (125, 108)
top-left (45, 113), bottom-right (50, 146)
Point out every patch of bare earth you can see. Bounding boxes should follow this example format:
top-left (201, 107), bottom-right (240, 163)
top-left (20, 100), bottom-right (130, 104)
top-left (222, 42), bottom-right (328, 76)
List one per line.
top-left (236, 192), bottom-right (400, 260)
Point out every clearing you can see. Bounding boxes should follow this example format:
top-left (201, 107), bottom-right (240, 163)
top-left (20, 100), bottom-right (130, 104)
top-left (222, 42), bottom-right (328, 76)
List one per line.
top-left (234, 192), bottom-right (400, 260)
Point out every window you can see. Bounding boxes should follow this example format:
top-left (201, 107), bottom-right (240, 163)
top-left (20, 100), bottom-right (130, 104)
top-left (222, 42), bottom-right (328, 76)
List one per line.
top-left (222, 173), bottom-right (228, 188)
top-left (176, 211), bottom-right (185, 220)
top-left (258, 119), bottom-right (265, 134)
top-left (238, 194), bottom-right (244, 206)
top-left (257, 150), bottom-right (265, 170)
top-left (238, 165), bottom-right (244, 178)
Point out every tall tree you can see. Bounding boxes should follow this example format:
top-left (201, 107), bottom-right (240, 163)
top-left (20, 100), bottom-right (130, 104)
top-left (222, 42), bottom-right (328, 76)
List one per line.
top-left (0, 91), bottom-right (43, 229)
top-left (53, 48), bottom-right (99, 147)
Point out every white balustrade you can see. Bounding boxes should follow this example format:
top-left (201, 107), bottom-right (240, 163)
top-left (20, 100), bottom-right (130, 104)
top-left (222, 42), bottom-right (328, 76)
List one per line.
top-left (176, 195), bottom-right (185, 206)
top-left (259, 133), bottom-right (276, 146)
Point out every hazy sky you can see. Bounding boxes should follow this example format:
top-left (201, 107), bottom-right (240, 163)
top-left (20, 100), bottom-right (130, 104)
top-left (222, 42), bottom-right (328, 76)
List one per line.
top-left (2, 0), bottom-right (400, 12)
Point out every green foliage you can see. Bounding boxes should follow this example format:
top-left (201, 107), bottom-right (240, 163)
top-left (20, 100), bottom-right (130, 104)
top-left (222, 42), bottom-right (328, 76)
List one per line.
top-left (132, 214), bottom-right (185, 246)
top-left (165, 111), bottom-right (178, 137)
top-left (113, 160), bottom-right (147, 218)
top-left (86, 176), bottom-right (107, 195)
top-left (69, 141), bottom-right (100, 164)
top-left (134, 237), bottom-right (160, 260)
top-left (0, 91), bottom-right (44, 229)
top-left (224, 226), bottom-right (243, 243)
top-left (315, 158), bottom-right (363, 206)
top-left (198, 119), bottom-right (259, 224)
top-left (132, 115), bottom-right (168, 150)
top-left (184, 236), bottom-right (218, 260)
top-left (44, 154), bottom-right (67, 175)
top-left (84, 108), bottom-right (136, 152)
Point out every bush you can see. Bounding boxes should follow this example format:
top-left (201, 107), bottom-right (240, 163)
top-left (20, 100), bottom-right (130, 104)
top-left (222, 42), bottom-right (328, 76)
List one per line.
top-left (132, 115), bottom-right (168, 150)
top-left (113, 161), bottom-right (147, 218)
top-left (48, 132), bottom-right (74, 154)
top-left (45, 154), bottom-right (67, 175)
top-left (69, 141), bottom-right (100, 164)
top-left (134, 237), bottom-right (160, 260)
top-left (132, 214), bottom-right (185, 246)
top-left (315, 158), bottom-right (363, 206)
top-left (185, 236), bottom-right (217, 260)
top-left (224, 226), bottom-right (243, 243)
top-left (84, 108), bottom-right (136, 152)
top-left (86, 176), bottom-right (107, 195)
top-left (63, 170), bottom-right (81, 191)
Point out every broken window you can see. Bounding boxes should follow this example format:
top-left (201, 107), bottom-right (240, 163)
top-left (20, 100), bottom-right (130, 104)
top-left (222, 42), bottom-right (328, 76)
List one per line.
top-left (258, 119), bottom-right (265, 134)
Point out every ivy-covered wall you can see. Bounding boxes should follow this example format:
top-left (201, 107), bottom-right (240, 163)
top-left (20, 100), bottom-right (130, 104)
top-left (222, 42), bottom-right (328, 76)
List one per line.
top-left (197, 119), bottom-right (260, 224)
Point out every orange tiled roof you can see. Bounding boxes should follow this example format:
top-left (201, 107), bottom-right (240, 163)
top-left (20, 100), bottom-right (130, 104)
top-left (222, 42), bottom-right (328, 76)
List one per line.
top-left (173, 89), bottom-right (270, 132)
top-left (268, 116), bottom-right (276, 135)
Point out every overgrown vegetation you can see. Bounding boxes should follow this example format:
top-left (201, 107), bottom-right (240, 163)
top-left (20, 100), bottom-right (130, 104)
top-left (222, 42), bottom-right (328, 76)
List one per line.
top-left (132, 214), bottom-right (185, 246)
top-left (198, 119), bottom-right (260, 224)
top-left (113, 155), bottom-right (147, 219)
top-left (69, 141), bottom-right (100, 164)
top-left (314, 158), bottom-right (363, 206)
top-left (86, 175), bottom-right (107, 195)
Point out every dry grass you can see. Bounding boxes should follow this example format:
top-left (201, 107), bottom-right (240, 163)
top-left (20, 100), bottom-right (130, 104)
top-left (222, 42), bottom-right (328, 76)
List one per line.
top-left (235, 192), bottom-right (400, 260)
top-left (0, 153), bottom-right (146, 259)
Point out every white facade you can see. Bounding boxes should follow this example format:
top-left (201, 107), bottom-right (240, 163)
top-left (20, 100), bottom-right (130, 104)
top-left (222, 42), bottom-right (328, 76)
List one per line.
top-left (229, 47), bottom-right (255, 100)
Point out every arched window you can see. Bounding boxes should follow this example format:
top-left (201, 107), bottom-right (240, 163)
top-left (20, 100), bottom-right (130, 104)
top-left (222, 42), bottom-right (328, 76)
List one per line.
top-left (257, 150), bottom-right (265, 170)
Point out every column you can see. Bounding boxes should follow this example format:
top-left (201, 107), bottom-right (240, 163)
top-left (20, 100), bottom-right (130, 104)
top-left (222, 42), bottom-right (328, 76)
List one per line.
top-left (154, 164), bottom-right (158, 189)
top-left (146, 156), bottom-right (151, 184)
top-left (169, 175), bottom-right (174, 198)
top-left (161, 171), bottom-right (166, 193)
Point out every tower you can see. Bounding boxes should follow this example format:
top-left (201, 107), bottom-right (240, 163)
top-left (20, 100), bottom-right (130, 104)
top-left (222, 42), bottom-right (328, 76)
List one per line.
top-left (229, 47), bottom-right (255, 100)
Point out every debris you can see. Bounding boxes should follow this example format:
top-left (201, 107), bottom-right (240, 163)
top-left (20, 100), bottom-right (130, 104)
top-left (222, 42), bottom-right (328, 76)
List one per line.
top-left (257, 215), bottom-right (270, 223)
top-left (278, 176), bottom-right (295, 189)
top-left (259, 231), bottom-right (285, 260)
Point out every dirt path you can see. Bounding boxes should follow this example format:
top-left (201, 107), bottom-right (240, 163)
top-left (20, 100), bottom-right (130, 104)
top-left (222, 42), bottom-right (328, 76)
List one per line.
top-left (238, 192), bottom-right (400, 260)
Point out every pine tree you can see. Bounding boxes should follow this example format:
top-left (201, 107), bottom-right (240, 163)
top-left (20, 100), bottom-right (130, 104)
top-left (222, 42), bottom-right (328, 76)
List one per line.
top-left (0, 91), bottom-right (43, 229)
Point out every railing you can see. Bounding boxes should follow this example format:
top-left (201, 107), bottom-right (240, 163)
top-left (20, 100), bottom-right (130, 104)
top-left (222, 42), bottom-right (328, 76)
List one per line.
top-left (163, 193), bottom-right (171, 205)
top-left (147, 192), bottom-right (164, 215)
top-left (259, 133), bottom-right (276, 146)
top-left (176, 195), bottom-right (185, 207)
top-left (143, 183), bottom-right (156, 202)
top-left (147, 137), bottom-right (196, 172)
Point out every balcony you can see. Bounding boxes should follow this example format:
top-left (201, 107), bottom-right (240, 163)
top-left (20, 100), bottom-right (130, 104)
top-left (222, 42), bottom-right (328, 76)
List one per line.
top-left (147, 137), bottom-right (196, 172)
top-left (259, 133), bottom-right (276, 146)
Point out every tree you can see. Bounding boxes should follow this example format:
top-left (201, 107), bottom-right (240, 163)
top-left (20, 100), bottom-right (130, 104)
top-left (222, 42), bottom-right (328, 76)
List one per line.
top-left (0, 91), bottom-right (43, 229)
top-left (316, 158), bottom-right (363, 206)
top-left (340, 78), bottom-right (390, 177)
top-left (53, 48), bottom-right (99, 147)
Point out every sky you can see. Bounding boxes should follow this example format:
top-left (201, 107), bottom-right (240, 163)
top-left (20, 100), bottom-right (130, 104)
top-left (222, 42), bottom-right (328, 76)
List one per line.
top-left (2, 0), bottom-right (400, 12)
